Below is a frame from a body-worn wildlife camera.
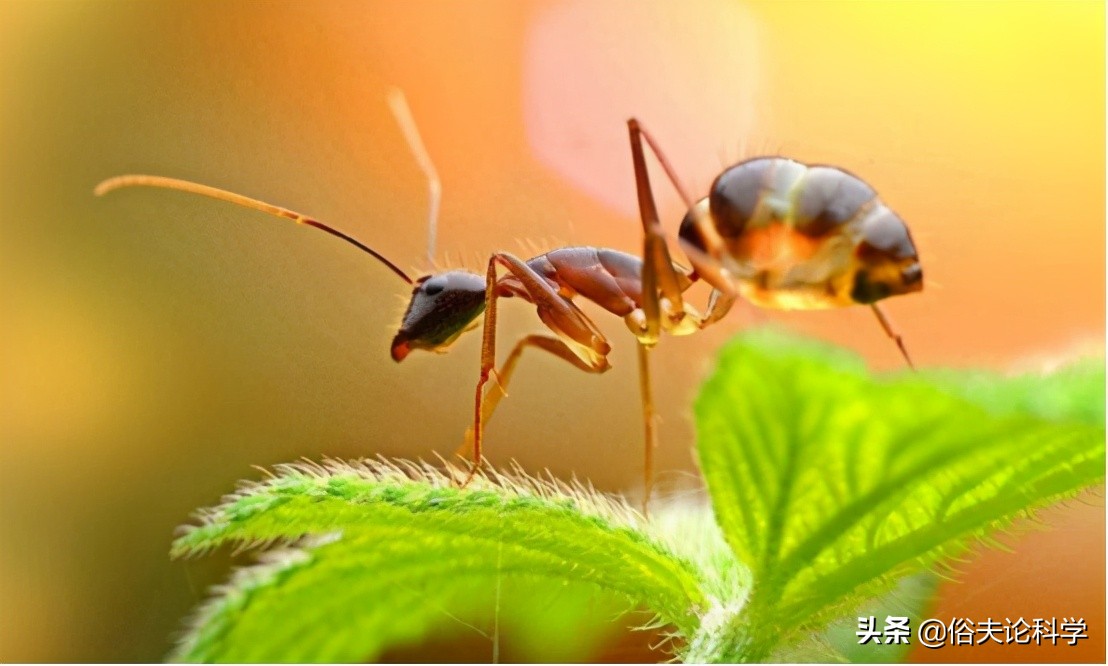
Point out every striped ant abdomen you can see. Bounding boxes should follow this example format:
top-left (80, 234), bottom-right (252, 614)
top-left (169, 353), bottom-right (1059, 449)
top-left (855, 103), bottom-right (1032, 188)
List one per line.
top-left (680, 157), bottom-right (923, 310)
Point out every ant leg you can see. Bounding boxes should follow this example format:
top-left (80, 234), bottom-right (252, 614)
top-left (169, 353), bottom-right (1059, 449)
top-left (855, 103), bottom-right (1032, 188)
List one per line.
top-left (461, 255), bottom-right (505, 486)
top-left (627, 120), bottom-right (739, 345)
top-left (699, 288), bottom-right (737, 330)
top-left (871, 303), bottom-right (916, 370)
top-left (457, 334), bottom-right (607, 459)
top-left (637, 342), bottom-right (658, 517)
top-left (627, 120), bottom-right (691, 344)
top-left (629, 120), bottom-right (737, 299)
top-left (463, 252), bottom-right (611, 486)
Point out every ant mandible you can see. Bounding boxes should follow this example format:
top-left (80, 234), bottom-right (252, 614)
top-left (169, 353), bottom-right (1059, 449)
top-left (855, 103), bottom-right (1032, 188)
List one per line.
top-left (96, 90), bottom-right (923, 515)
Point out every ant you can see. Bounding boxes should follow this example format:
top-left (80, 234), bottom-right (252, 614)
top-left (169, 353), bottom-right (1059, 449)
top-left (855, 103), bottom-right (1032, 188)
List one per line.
top-left (95, 90), bottom-right (923, 515)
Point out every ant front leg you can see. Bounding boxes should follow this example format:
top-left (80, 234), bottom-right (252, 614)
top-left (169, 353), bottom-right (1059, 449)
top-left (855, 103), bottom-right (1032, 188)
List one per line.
top-left (457, 334), bottom-right (608, 460)
top-left (461, 252), bottom-right (611, 487)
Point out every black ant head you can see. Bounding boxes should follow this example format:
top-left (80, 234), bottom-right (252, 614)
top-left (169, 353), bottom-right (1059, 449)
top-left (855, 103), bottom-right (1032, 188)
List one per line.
top-left (850, 207), bottom-right (924, 304)
top-left (390, 270), bottom-right (487, 361)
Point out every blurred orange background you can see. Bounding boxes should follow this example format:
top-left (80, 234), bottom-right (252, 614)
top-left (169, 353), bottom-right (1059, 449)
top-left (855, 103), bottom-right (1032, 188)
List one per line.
top-left (1, 1), bottom-right (1102, 662)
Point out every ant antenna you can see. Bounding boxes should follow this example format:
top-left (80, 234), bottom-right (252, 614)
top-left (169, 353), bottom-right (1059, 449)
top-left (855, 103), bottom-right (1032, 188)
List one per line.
top-left (94, 175), bottom-right (414, 285)
top-left (387, 87), bottom-right (441, 266)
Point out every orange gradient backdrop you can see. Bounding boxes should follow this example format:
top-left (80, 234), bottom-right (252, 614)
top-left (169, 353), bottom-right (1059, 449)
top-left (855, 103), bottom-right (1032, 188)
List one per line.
top-left (1, 1), bottom-right (1102, 662)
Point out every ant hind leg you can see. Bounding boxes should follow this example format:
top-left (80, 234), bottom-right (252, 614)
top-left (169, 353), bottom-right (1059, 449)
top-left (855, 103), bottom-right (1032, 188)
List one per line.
top-left (871, 303), bottom-right (916, 370)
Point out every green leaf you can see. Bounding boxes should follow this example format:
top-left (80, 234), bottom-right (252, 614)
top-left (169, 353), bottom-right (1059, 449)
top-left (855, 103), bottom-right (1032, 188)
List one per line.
top-left (170, 460), bottom-right (707, 662)
top-left (692, 329), bottom-right (1104, 661)
top-left (922, 358), bottom-right (1105, 424)
top-left (490, 579), bottom-right (634, 662)
top-left (814, 573), bottom-right (940, 663)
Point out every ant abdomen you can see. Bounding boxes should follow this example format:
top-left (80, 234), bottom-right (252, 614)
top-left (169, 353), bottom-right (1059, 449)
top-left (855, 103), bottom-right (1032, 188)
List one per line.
top-left (708, 157), bottom-right (784, 237)
top-left (680, 156), bottom-right (921, 310)
top-left (708, 157), bottom-right (881, 239)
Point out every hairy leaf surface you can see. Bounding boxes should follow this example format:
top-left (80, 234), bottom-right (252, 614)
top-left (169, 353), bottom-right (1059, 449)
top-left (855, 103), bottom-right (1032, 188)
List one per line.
top-left (170, 460), bottom-right (706, 662)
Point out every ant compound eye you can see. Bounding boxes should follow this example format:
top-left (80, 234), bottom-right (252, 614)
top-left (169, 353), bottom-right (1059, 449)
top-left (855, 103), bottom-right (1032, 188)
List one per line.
top-left (422, 276), bottom-right (447, 296)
